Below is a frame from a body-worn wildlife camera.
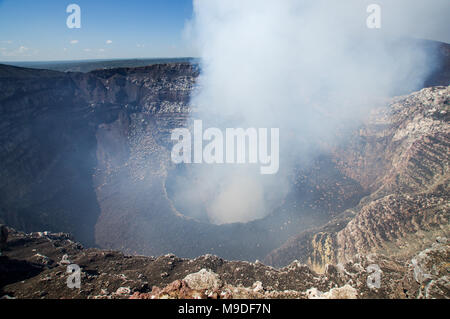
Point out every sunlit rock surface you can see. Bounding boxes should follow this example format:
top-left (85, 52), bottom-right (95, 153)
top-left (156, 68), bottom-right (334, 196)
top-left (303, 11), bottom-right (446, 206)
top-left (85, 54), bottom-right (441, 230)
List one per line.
top-left (265, 87), bottom-right (449, 271)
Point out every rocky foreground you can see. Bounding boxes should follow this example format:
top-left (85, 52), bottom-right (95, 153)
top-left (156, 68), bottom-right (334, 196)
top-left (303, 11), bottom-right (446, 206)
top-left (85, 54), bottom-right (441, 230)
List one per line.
top-left (0, 226), bottom-right (448, 299)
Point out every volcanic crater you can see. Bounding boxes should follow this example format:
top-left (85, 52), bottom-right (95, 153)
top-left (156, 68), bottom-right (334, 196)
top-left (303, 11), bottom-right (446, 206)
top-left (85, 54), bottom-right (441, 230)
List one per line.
top-left (0, 41), bottom-right (449, 273)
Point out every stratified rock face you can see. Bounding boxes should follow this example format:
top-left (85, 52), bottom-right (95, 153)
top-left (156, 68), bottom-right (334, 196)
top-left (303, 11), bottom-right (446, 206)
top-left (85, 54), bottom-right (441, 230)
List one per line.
top-left (0, 63), bottom-right (198, 247)
top-left (335, 87), bottom-right (450, 262)
top-left (0, 65), bottom-right (103, 245)
top-left (265, 87), bottom-right (450, 271)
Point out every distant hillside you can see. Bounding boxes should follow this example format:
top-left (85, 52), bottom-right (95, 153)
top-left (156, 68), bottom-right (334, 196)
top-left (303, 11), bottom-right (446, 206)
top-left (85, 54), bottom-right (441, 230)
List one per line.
top-left (0, 58), bottom-right (198, 73)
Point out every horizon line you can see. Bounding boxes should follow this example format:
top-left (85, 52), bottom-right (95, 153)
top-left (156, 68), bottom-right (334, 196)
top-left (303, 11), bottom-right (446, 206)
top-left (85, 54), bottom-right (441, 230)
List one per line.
top-left (0, 57), bottom-right (200, 64)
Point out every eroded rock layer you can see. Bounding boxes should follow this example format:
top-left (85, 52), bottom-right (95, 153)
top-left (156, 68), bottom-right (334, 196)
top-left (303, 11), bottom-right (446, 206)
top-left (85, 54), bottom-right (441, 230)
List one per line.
top-left (265, 87), bottom-right (450, 271)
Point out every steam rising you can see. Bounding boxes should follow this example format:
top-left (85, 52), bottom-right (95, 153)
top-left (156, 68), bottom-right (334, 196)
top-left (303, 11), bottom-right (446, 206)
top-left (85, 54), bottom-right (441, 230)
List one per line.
top-left (172, 0), bottom-right (446, 225)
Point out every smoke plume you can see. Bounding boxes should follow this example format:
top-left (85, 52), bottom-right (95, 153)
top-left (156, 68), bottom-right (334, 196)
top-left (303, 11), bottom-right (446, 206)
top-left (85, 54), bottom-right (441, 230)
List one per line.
top-left (171, 0), bottom-right (448, 225)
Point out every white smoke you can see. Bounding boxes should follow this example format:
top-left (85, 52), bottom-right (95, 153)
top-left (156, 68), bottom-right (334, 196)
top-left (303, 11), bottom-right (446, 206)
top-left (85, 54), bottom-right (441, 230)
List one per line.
top-left (173, 0), bottom-right (447, 225)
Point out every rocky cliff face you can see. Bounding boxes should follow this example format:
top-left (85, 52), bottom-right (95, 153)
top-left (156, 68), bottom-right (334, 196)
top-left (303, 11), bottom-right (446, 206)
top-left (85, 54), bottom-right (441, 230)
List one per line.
top-left (265, 87), bottom-right (450, 272)
top-left (0, 65), bottom-right (102, 245)
top-left (0, 63), bottom-right (197, 248)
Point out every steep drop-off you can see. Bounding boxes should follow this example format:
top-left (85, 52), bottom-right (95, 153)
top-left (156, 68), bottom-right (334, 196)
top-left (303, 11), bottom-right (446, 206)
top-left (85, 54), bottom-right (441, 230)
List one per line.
top-left (265, 86), bottom-right (450, 271)
top-left (0, 63), bottom-right (368, 261)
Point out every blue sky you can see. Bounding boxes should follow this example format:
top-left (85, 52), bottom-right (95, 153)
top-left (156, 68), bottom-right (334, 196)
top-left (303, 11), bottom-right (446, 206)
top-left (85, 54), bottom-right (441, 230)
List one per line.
top-left (0, 0), bottom-right (195, 61)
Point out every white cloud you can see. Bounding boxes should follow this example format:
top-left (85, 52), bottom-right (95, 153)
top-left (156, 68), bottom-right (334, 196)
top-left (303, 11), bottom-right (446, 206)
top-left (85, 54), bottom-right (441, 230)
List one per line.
top-left (70, 40), bottom-right (79, 44)
top-left (106, 40), bottom-right (113, 44)
top-left (0, 45), bottom-right (32, 57)
top-left (17, 46), bottom-right (28, 53)
top-left (83, 48), bottom-right (91, 52)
